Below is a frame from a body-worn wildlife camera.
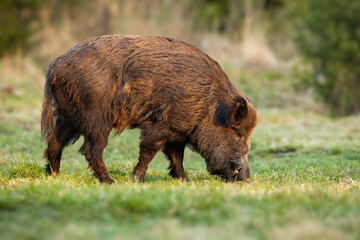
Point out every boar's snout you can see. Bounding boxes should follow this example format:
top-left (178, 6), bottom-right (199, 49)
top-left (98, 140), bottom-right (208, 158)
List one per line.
top-left (232, 155), bottom-right (250, 182)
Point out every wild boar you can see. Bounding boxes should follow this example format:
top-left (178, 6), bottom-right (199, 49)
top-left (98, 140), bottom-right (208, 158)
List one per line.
top-left (41, 35), bottom-right (257, 184)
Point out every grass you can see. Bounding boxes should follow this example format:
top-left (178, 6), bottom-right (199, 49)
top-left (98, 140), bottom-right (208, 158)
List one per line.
top-left (0, 69), bottom-right (359, 240)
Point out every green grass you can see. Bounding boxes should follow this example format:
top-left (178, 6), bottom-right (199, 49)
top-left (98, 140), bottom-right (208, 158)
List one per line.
top-left (0, 70), bottom-right (359, 240)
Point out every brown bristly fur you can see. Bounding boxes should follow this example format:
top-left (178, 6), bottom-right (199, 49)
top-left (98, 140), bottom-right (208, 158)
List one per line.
top-left (41, 35), bottom-right (257, 184)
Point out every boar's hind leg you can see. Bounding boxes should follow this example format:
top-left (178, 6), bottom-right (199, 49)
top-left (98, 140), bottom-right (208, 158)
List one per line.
top-left (163, 142), bottom-right (186, 181)
top-left (133, 139), bottom-right (166, 182)
top-left (44, 118), bottom-right (77, 176)
top-left (80, 130), bottom-right (113, 184)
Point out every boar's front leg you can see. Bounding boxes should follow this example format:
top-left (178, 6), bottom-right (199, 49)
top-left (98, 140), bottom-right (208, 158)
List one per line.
top-left (133, 138), bottom-right (165, 182)
top-left (163, 142), bottom-right (186, 181)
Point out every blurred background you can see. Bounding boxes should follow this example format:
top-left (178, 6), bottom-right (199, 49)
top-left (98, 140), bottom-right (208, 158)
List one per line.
top-left (1, 0), bottom-right (359, 117)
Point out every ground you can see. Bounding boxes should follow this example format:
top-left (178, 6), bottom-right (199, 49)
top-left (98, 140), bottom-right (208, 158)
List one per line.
top-left (0, 68), bottom-right (359, 240)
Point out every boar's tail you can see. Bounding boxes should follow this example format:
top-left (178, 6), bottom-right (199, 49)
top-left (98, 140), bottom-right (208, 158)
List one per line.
top-left (41, 70), bottom-right (55, 142)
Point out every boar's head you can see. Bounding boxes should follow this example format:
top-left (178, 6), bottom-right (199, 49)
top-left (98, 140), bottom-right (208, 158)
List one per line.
top-left (191, 96), bottom-right (257, 182)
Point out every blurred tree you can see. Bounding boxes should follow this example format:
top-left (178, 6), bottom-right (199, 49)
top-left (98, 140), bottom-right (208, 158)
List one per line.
top-left (94, 0), bottom-right (111, 36)
top-left (188, 0), bottom-right (232, 36)
top-left (294, 0), bottom-right (360, 116)
top-left (188, 0), bottom-right (286, 41)
top-left (0, 0), bottom-right (89, 57)
top-left (0, 0), bottom-right (49, 56)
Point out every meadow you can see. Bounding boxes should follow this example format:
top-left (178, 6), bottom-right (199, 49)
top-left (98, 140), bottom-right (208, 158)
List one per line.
top-left (0, 69), bottom-right (359, 240)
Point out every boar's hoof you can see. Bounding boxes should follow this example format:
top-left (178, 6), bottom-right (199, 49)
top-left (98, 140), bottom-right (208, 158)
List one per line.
top-left (99, 176), bottom-right (114, 184)
top-left (132, 171), bottom-right (145, 183)
top-left (45, 166), bottom-right (52, 176)
top-left (45, 164), bottom-right (59, 177)
top-left (176, 176), bottom-right (187, 182)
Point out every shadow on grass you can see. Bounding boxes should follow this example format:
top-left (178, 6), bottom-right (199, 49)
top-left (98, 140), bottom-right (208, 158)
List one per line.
top-left (250, 145), bottom-right (360, 160)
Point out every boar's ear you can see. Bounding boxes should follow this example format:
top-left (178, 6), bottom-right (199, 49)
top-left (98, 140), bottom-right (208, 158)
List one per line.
top-left (214, 97), bottom-right (248, 127)
top-left (228, 97), bottom-right (248, 125)
top-left (214, 100), bottom-right (230, 126)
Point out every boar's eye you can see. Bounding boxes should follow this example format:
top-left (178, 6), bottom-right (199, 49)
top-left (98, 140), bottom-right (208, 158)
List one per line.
top-left (237, 132), bottom-right (244, 138)
top-left (233, 128), bottom-right (244, 137)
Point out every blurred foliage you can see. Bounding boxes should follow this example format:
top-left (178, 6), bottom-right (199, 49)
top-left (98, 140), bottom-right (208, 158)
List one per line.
top-left (294, 0), bottom-right (360, 116)
top-left (0, 0), bottom-right (46, 56)
top-left (188, 0), bottom-right (284, 41)
top-left (188, 0), bottom-right (232, 33)
top-left (0, 0), bottom-right (86, 56)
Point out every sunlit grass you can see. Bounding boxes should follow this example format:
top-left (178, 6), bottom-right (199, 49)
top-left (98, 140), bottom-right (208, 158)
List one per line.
top-left (0, 71), bottom-right (359, 240)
